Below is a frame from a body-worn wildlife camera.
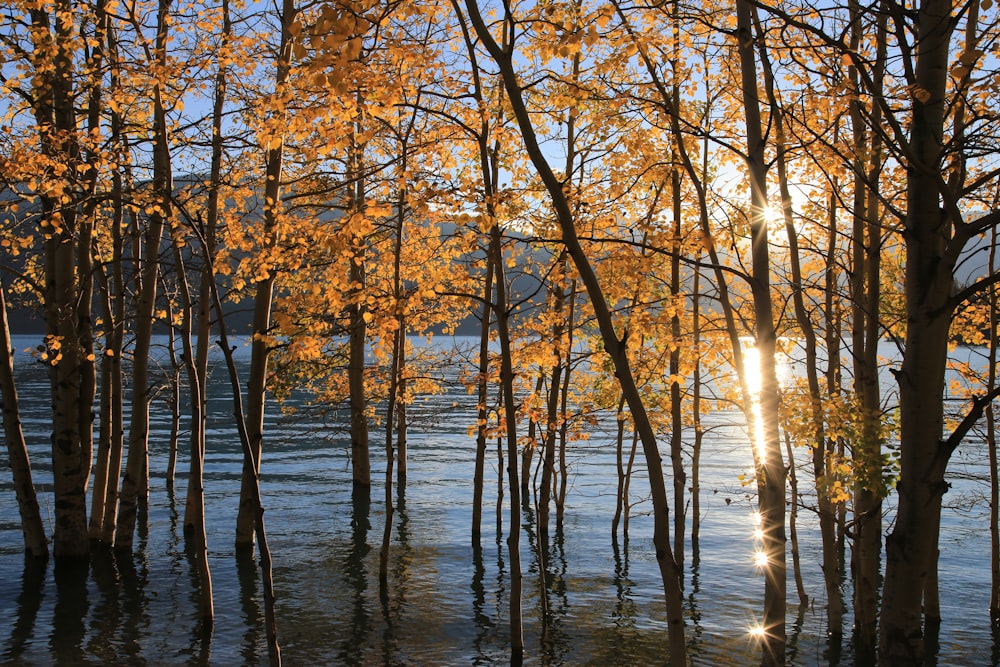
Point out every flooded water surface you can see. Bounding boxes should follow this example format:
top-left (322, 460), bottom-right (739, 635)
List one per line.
top-left (0, 336), bottom-right (996, 665)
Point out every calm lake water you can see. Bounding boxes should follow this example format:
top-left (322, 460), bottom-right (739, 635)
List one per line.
top-left (0, 335), bottom-right (997, 665)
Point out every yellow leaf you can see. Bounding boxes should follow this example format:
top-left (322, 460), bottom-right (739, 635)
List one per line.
top-left (912, 86), bottom-right (931, 103)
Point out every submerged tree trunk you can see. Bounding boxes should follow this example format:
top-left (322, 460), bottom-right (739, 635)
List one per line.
top-left (472, 235), bottom-right (496, 545)
top-left (236, 0), bottom-right (296, 547)
top-left (877, 0), bottom-right (957, 662)
top-left (29, 0), bottom-right (91, 561)
top-left (755, 5), bottom-right (843, 635)
top-left (0, 285), bottom-right (48, 559)
top-left (117, 0), bottom-right (173, 552)
top-left (492, 223), bottom-right (524, 662)
top-left (736, 2), bottom-right (787, 661)
top-left (989, 229), bottom-right (999, 630)
top-left (690, 259), bottom-right (703, 550)
top-left (172, 245), bottom-right (214, 629)
top-left (95, 26), bottom-right (128, 542)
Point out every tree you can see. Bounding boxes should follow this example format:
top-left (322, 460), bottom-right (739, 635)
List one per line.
top-left (734, 1), bottom-right (788, 660)
top-left (878, 0), bottom-right (1000, 659)
top-left (0, 282), bottom-right (47, 558)
top-left (460, 1), bottom-right (688, 662)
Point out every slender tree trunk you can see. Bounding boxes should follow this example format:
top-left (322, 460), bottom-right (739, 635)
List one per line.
top-left (216, 333), bottom-right (282, 666)
top-left (736, 2), bottom-right (787, 661)
top-left (539, 256), bottom-right (570, 574)
top-left (757, 14), bottom-right (845, 635)
top-left (185, 0), bottom-right (228, 543)
top-left (523, 373), bottom-right (544, 495)
top-left (612, 393), bottom-right (628, 538)
top-left (90, 130), bottom-right (124, 543)
top-left (453, 0), bottom-right (502, 549)
top-left (172, 244), bottom-right (214, 629)
top-left (116, 0), bottom-right (172, 551)
top-left (165, 325), bottom-right (180, 488)
top-left (0, 286), bottom-right (48, 558)
top-left (555, 279), bottom-right (576, 522)
top-left (380, 128), bottom-right (415, 588)
top-left (236, 0), bottom-right (296, 546)
top-left (988, 227), bottom-right (999, 629)
top-left (472, 236), bottom-right (496, 545)
top-left (491, 222), bottom-right (524, 661)
top-left (668, 5), bottom-right (688, 576)
top-left (785, 431), bottom-right (807, 606)
top-left (691, 260), bottom-right (703, 549)
top-left (96, 28), bottom-right (127, 542)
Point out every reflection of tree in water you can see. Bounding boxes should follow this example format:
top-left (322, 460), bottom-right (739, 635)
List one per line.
top-left (339, 486), bottom-right (372, 666)
top-left (787, 602), bottom-right (807, 665)
top-left (5, 556), bottom-right (45, 662)
top-left (471, 535), bottom-right (494, 661)
top-left (606, 534), bottom-right (639, 660)
top-left (378, 489), bottom-right (413, 659)
top-left (237, 548), bottom-right (261, 664)
top-left (117, 546), bottom-right (151, 662)
top-left (538, 521), bottom-right (569, 665)
top-left (51, 559), bottom-right (89, 664)
top-left (685, 540), bottom-right (704, 658)
top-left (170, 484), bottom-right (212, 662)
top-left (89, 551), bottom-right (121, 662)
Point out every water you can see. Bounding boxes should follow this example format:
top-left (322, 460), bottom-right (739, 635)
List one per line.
top-left (0, 335), bottom-right (996, 665)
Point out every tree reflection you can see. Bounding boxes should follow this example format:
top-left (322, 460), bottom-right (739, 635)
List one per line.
top-left (236, 547), bottom-right (261, 664)
top-left (339, 485), bottom-right (371, 666)
top-left (50, 558), bottom-right (89, 664)
top-left (4, 555), bottom-right (46, 662)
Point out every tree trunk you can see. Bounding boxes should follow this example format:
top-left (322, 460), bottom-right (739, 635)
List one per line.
top-left (490, 222), bottom-right (524, 662)
top-left (472, 234), bottom-right (496, 545)
top-left (736, 2), bottom-right (787, 661)
top-left (117, 0), bottom-right (173, 551)
top-left (172, 243), bottom-right (214, 629)
top-left (0, 285), bottom-right (48, 558)
top-left (691, 259), bottom-right (703, 549)
top-left (95, 36), bottom-right (127, 542)
top-left (236, 0), bottom-right (295, 546)
top-left (29, 0), bottom-right (91, 560)
top-left (988, 229), bottom-right (999, 630)
top-left (878, 0), bottom-right (956, 661)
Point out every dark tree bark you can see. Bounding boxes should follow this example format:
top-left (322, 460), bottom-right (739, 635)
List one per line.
top-left (0, 285), bottom-right (48, 558)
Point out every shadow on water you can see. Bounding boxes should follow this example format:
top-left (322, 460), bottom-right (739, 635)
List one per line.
top-left (339, 484), bottom-right (371, 666)
top-left (4, 555), bottom-right (46, 662)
